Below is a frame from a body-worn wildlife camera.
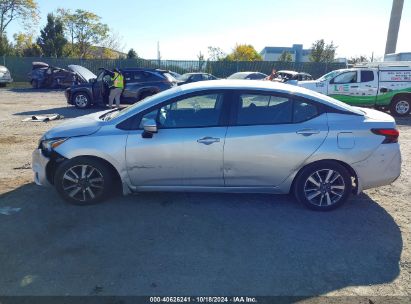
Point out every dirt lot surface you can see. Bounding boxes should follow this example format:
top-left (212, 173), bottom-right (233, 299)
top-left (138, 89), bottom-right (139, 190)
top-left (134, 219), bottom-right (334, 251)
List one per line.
top-left (0, 87), bottom-right (410, 297)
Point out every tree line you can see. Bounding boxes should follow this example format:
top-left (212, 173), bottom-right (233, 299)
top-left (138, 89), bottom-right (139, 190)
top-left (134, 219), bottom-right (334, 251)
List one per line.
top-left (0, 0), bottom-right (137, 59)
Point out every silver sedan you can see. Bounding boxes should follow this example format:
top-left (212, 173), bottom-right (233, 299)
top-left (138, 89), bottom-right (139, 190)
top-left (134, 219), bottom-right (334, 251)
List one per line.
top-left (32, 80), bottom-right (401, 210)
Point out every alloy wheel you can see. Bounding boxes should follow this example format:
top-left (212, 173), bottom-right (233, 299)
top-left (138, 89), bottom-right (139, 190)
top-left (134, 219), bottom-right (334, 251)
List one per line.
top-left (303, 169), bottom-right (346, 207)
top-left (75, 94), bottom-right (89, 108)
top-left (61, 165), bottom-right (104, 203)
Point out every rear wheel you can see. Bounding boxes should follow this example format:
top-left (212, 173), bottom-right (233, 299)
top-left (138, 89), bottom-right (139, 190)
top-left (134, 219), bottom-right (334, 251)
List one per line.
top-left (390, 96), bottom-right (411, 116)
top-left (55, 157), bottom-right (113, 205)
top-left (294, 161), bottom-right (352, 211)
top-left (73, 92), bottom-right (91, 109)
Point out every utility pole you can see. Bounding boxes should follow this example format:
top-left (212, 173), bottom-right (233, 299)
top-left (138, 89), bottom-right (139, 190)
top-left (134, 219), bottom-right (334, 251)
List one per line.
top-left (385, 0), bottom-right (404, 55)
top-left (157, 41), bottom-right (161, 66)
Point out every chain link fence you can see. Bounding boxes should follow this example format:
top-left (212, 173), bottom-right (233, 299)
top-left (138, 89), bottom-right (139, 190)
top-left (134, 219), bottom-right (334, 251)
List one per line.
top-left (2, 56), bottom-right (346, 82)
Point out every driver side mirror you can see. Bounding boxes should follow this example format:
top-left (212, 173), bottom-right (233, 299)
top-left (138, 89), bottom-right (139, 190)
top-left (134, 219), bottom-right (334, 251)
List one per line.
top-left (142, 119), bottom-right (158, 138)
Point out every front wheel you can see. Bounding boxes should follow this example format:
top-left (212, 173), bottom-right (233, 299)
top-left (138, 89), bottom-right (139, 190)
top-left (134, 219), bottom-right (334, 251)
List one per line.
top-left (390, 97), bottom-right (411, 116)
top-left (54, 157), bottom-right (113, 205)
top-left (73, 92), bottom-right (91, 109)
top-left (294, 161), bottom-right (352, 211)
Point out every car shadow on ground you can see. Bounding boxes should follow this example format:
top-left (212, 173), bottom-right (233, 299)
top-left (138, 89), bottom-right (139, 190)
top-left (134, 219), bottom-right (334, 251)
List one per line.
top-left (13, 106), bottom-right (107, 119)
top-left (0, 184), bottom-right (402, 296)
top-left (7, 87), bottom-right (67, 93)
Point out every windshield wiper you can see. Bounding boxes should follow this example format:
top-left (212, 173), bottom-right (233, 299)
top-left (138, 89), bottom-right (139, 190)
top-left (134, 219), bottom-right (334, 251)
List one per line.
top-left (100, 109), bottom-right (119, 121)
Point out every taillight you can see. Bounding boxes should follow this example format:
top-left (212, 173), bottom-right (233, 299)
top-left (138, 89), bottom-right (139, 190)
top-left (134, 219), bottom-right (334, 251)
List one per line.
top-left (371, 128), bottom-right (399, 144)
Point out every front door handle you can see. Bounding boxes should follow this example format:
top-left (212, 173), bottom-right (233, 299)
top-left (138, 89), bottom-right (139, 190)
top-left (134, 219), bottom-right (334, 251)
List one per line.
top-left (296, 129), bottom-right (320, 136)
top-left (197, 137), bottom-right (220, 145)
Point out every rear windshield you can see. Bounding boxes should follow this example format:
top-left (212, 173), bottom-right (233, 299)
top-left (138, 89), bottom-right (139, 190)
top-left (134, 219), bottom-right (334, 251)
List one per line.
top-left (228, 73), bottom-right (247, 79)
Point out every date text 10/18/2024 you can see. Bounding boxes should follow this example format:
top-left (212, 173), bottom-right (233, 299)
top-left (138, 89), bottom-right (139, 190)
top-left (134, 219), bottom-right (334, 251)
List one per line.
top-left (150, 297), bottom-right (258, 303)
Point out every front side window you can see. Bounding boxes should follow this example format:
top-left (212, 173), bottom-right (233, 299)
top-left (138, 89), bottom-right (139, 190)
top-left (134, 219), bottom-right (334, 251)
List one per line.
top-left (332, 71), bottom-right (357, 84)
top-left (140, 93), bottom-right (224, 129)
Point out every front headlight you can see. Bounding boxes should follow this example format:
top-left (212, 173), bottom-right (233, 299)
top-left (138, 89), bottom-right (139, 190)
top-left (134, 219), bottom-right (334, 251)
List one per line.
top-left (40, 138), bottom-right (68, 153)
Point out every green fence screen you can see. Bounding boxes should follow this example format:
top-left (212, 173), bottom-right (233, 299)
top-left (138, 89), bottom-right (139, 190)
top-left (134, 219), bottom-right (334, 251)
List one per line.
top-left (1, 56), bottom-right (346, 82)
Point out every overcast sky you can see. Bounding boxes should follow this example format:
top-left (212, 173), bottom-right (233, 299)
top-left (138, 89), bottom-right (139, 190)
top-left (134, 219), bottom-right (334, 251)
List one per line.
top-left (6, 0), bottom-right (411, 60)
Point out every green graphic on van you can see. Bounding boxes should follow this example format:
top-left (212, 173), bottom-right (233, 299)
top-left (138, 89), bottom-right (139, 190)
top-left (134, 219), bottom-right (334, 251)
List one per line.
top-left (333, 84), bottom-right (349, 93)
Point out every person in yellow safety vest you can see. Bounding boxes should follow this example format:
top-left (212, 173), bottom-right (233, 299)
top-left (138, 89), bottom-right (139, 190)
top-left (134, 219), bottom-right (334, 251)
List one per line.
top-left (108, 68), bottom-right (124, 108)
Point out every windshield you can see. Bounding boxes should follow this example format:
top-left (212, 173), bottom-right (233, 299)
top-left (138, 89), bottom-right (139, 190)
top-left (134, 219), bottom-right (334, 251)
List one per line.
top-left (178, 74), bottom-right (191, 81)
top-left (163, 72), bottom-right (177, 82)
top-left (317, 70), bottom-right (340, 82)
top-left (68, 65), bottom-right (97, 81)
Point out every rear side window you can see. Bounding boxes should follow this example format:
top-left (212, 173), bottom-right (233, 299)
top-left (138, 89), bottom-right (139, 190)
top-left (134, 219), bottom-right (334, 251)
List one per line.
top-left (235, 93), bottom-right (320, 125)
top-left (237, 94), bottom-right (293, 125)
top-left (293, 100), bottom-right (319, 123)
top-left (132, 71), bottom-right (161, 82)
top-left (361, 70), bottom-right (374, 82)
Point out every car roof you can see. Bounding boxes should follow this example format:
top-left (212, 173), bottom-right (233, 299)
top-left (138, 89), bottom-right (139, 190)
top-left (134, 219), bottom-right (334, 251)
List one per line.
top-left (278, 70), bottom-right (312, 76)
top-left (179, 80), bottom-right (363, 114)
top-left (183, 72), bottom-right (208, 75)
top-left (278, 70), bottom-right (298, 75)
top-left (120, 68), bottom-right (167, 72)
top-left (231, 71), bottom-right (261, 75)
top-left (112, 79), bottom-right (363, 123)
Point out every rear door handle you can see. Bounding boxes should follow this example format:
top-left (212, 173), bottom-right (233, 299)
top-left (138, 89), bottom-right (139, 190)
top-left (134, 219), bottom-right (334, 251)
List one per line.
top-left (197, 137), bottom-right (220, 145)
top-left (296, 129), bottom-right (320, 136)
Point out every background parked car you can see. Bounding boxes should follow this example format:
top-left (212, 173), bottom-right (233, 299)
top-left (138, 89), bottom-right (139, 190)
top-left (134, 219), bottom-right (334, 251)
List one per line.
top-left (276, 70), bottom-right (313, 82)
top-left (177, 72), bottom-right (218, 85)
top-left (28, 62), bottom-right (83, 89)
top-left (0, 65), bottom-right (13, 87)
top-left (227, 71), bottom-right (268, 80)
top-left (66, 66), bottom-right (178, 108)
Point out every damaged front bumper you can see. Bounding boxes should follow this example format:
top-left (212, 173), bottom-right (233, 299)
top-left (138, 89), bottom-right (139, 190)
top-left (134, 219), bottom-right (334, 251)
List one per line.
top-left (32, 148), bottom-right (51, 186)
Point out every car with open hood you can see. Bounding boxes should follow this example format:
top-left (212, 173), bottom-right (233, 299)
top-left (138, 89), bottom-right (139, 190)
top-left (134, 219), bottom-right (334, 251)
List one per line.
top-left (28, 62), bottom-right (90, 89)
top-left (65, 67), bottom-right (178, 109)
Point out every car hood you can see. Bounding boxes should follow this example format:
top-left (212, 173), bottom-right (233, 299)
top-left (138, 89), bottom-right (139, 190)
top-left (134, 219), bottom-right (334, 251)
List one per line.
top-left (43, 110), bottom-right (110, 139)
top-left (68, 65), bottom-right (97, 82)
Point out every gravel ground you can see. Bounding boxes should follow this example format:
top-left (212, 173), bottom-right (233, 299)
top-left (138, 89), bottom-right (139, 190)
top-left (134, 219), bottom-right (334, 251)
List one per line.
top-left (0, 87), bottom-right (410, 297)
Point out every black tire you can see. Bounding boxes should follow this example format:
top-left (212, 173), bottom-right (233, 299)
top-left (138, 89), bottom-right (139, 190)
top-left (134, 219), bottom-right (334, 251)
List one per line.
top-left (390, 96), bottom-right (411, 117)
top-left (73, 92), bottom-right (91, 109)
top-left (294, 161), bottom-right (352, 211)
top-left (31, 80), bottom-right (39, 89)
top-left (54, 157), bottom-right (113, 205)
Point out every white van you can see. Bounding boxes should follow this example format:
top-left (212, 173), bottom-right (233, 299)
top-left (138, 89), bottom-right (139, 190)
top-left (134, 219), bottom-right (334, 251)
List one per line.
top-left (298, 62), bottom-right (411, 116)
